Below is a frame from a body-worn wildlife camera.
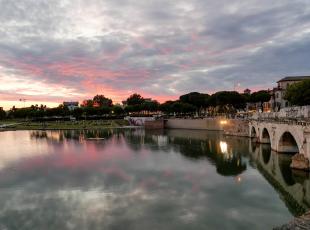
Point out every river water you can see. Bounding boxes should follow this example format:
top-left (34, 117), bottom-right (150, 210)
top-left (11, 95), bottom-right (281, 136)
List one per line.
top-left (0, 129), bottom-right (309, 229)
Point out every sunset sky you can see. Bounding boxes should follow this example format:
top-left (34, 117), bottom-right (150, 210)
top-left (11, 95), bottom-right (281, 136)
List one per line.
top-left (1, 0), bottom-right (310, 109)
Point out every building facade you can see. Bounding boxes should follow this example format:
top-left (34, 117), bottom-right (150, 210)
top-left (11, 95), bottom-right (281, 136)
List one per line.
top-left (63, 102), bottom-right (79, 111)
top-left (270, 76), bottom-right (310, 111)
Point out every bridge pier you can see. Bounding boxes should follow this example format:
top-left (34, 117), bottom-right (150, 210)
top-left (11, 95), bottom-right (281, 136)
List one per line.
top-left (291, 154), bottom-right (309, 171)
top-left (290, 130), bottom-right (310, 171)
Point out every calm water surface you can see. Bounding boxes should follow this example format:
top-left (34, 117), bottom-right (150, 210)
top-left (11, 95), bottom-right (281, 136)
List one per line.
top-left (0, 129), bottom-right (309, 230)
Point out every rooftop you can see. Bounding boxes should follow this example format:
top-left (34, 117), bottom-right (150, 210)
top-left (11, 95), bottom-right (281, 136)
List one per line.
top-left (277, 76), bottom-right (310, 83)
top-left (63, 101), bottom-right (79, 106)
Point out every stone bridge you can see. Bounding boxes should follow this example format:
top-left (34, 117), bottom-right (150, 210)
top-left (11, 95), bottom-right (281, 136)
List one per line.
top-left (249, 120), bottom-right (310, 170)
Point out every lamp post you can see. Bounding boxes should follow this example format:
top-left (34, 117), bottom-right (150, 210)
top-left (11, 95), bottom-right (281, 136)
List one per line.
top-left (19, 98), bottom-right (27, 108)
top-left (233, 82), bottom-right (241, 92)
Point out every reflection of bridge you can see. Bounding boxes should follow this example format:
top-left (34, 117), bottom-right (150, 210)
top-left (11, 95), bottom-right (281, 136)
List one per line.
top-left (249, 142), bottom-right (310, 216)
top-left (249, 120), bottom-right (310, 170)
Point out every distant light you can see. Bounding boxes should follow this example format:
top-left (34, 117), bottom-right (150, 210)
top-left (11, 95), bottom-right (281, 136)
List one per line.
top-left (236, 176), bottom-right (242, 183)
top-left (220, 141), bottom-right (228, 154)
top-left (220, 120), bottom-right (227, 125)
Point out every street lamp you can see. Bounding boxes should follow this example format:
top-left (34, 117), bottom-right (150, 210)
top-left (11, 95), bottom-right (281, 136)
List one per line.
top-left (19, 98), bottom-right (27, 108)
top-left (233, 82), bottom-right (241, 92)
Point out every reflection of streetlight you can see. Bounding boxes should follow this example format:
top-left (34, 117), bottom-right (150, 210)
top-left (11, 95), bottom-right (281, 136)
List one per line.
top-left (235, 176), bottom-right (242, 183)
top-left (220, 141), bottom-right (228, 154)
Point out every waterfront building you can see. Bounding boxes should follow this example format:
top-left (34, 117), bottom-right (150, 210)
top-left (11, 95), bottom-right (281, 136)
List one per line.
top-left (63, 101), bottom-right (79, 111)
top-left (269, 76), bottom-right (310, 111)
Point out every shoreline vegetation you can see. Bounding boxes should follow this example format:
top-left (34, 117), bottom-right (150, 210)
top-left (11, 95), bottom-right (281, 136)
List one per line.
top-left (0, 91), bottom-right (274, 121)
top-left (1, 81), bottom-right (309, 123)
top-left (0, 119), bottom-right (130, 131)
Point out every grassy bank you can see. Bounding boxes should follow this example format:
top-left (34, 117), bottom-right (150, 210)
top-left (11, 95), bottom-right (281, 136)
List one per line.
top-left (0, 119), bottom-right (130, 130)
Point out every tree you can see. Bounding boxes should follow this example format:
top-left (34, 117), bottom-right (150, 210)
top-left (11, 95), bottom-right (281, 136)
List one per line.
top-left (44, 105), bottom-right (69, 117)
top-left (159, 101), bottom-right (175, 114)
top-left (97, 106), bottom-right (111, 115)
top-left (93, 95), bottom-right (113, 107)
top-left (113, 105), bottom-right (125, 115)
top-left (141, 100), bottom-right (159, 112)
top-left (207, 91), bottom-right (246, 114)
top-left (228, 91), bottom-right (247, 110)
top-left (284, 80), bottom-right (310, 106)
top-left (124, 105), bottom-right (134, 113)
top-left (241, 93), bottom-right (251, 103)
top-left (181, 103), bottom-right (197, 113)
top-left (126, 93), bottom-right (145, 106)
top-left (179, 92), bottom-right (209, 108)
top-left (159, 101), bottom-right (196, 115)
top-left (250, 90), bottom-right (271, 111)
top-left (84, 106), bottom-right (97, 116)
top-left (72, 107), bottom-right (84, 119)
top-left (0, 108), bottom-right (6, 120)
top-left (82, 99), bottom-right (94, 107)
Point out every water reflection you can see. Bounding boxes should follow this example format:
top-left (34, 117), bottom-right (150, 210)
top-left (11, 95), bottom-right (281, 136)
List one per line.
top-left (220, 141), bottom-right (228, 154)
top-left (249, 142), bottom-right (310, 216)
top-left (0, 129), bottom-right (309, 229)
top-left (29, 129), bottom-right (247, 177)
top-left (30, 129), bottom-right (114, 143)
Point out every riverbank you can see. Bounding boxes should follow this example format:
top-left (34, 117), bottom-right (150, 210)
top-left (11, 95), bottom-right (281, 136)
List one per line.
top-left (0, 119), bottom-right (129, 131)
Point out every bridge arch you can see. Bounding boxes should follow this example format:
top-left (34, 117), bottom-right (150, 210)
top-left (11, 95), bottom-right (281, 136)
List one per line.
top-left (277, 131), bottom-right (300, 154)
top-left (250, 126), bottom-right (258, 141)
top-left (261, 145), bottom-right (271, 164)
top-left (261, 128), bottom-right (271, 144)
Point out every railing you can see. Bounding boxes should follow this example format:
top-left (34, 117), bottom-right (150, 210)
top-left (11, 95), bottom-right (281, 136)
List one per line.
top-left (249, 118), bottom-right (310, 126)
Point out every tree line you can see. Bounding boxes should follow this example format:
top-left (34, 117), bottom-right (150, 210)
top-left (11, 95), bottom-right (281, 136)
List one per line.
top-left (1, 79), bottom-right (309, 120)
top-left (0, 90), bottom-right (272, 119)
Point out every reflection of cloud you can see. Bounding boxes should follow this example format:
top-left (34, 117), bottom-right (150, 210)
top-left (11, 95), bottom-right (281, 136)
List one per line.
top-left (0, 131), bottom-right (50, 170)
top-left (179, 211), bottom-right (197, 223)
top-left (0, 129), bottom-right (301, 229)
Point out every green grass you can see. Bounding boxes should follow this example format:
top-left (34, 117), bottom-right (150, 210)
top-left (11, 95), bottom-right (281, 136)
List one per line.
top-left (0, 119), bottom-right (24, 125)
top-left (0, 119), bottom-right (130, 130)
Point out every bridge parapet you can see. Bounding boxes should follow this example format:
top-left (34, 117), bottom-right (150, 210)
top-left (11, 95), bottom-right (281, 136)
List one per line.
top-left (251, 105), bottom-right (310, 120)
top-left (250, 118), bottom-right (310, 126)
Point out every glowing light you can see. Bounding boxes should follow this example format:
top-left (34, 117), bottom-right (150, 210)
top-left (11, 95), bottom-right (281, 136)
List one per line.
top-left (220, 141), bottom-right (228, 154)
top-left (220, 120), bottom-right (227, 125)
top-left (236, 176), bottom-right (242, 183)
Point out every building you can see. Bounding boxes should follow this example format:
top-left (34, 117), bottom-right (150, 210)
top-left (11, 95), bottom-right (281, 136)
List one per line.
top-left (63, 101), bottom-right (79, 111)
top-left (270, 76), bottom-right (310, 111)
